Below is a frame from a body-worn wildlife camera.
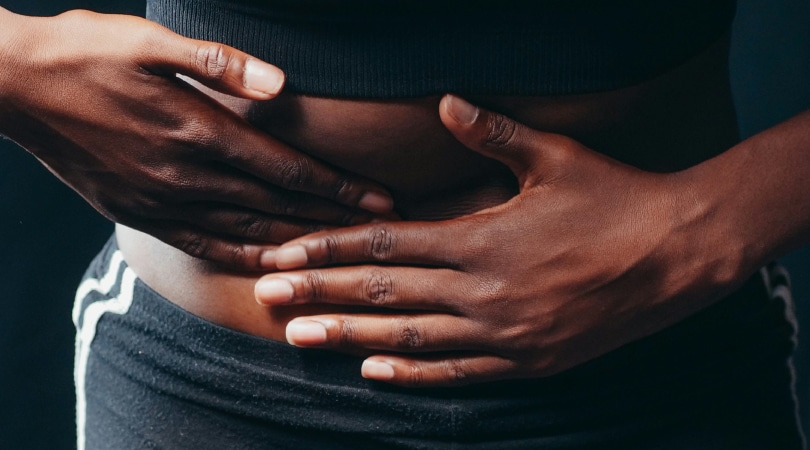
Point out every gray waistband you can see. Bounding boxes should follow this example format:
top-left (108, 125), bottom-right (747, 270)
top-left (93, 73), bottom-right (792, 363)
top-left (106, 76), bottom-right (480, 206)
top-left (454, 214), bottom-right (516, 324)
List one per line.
top-left (73, 234), bottom-right (799, 446)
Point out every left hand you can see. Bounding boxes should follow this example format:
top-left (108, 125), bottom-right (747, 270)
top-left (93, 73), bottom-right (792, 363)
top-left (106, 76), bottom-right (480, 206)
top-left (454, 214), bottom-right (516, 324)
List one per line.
top-left (254, 95), bottom-right (737, 387)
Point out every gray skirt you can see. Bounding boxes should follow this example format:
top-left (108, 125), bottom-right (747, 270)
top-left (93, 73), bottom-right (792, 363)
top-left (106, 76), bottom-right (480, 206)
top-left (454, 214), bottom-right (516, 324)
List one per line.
top-left (74, 235), bottom-right (804, 449)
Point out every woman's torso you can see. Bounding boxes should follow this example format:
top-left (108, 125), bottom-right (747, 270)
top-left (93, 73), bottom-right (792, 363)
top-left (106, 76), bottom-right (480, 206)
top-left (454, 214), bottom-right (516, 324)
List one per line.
top-left (117, 36), bottom-right (740, 342)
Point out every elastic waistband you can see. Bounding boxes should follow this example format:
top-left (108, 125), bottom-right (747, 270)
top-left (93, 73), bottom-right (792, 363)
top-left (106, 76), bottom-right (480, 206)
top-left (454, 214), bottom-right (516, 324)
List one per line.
top-left (75, 234), bottom-right (798, 442)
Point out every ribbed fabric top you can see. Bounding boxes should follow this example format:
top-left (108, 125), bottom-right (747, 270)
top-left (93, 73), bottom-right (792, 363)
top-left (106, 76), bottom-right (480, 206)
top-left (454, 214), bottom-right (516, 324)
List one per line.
top-left (146, 0), bottom-right (737, 98)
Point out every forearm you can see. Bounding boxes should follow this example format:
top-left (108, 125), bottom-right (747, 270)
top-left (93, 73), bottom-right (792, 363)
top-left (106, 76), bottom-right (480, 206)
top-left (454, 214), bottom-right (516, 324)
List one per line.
top-left (0, 7), bottom-right (26, 128)
top-left (680, 109), bottom-right (810, 286)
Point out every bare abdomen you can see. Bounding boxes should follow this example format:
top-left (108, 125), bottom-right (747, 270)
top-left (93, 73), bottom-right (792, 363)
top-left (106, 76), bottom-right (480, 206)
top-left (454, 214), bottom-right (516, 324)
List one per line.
top-left (117, 36), bottom-right (739, 342)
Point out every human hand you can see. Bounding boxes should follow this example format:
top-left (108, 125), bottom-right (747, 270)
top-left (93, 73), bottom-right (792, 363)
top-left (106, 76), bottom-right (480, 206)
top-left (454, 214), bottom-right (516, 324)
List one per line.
top-left (0, 9), bottom-right (392, 269)
top-left (254, 95), bottom-right (739, 386)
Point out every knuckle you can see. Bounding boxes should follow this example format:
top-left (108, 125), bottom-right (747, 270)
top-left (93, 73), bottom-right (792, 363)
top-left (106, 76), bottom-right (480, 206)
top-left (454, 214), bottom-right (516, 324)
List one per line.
top-left (234, 215), bottom-right (269, 238)
top-left (144, 163), bottom-right (180, 188)
top-left (146, 164), bottom-right (200, 199)
top-left (195, 44), bottom-right (232, 81)
top-left (485, 113), bottom-right (518, 148)
top-left (330, 178), bottom-right (356, 204)
top-left (133, 22), bottom-right (175, 61)
top-left (446, 359), bottom-right (471, 384)
top-left (477, 277), bottom-right (511, 306)
top-left (367, 226), bottom-right (395, 261)
top-left (320, 236), bottom-right (341, 265)
top-left (303, 271), bottom-right (326, 301)
top-left (406, 364), bottom-right (425, 387)
top-left (337, 318), bottom-right (358, 346)
top-left (496, 323), bottom-right (530, 345)
top-left (362, 269), bottom-right (394, 306)
top-left (173, 232), bottom-right (209, 259)
top-left (165, 117), bottom-right (223, 157)
top-left (224, 244), bottom-right (249, 268)
top-left (393, 317), bottom-right (424, 351)
top-left (551, 137), bottom-right (580, 166)
top-left (459, 219), bottom-right (496, 262)
top-left (278, 159), bottom-right (312, 190)
top-left (58, 9), bottom-right (95, 23)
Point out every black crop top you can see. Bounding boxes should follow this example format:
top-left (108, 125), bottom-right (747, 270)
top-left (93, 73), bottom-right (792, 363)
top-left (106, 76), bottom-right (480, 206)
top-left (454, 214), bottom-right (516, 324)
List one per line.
top-left (146, 0), bottom-right (737, 98)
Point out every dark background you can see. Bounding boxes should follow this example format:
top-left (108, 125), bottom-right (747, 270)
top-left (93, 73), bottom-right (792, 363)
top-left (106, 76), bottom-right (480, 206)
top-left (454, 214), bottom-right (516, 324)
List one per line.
top-left (1, 0), bottom-right (808, 448)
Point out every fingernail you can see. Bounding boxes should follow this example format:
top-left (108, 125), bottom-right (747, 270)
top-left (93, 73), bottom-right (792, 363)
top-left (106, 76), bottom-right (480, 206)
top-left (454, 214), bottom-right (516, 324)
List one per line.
top-left (275, 245), bottom-right (308, 269)
top-left (255, 278), bottom-right (294, 304)
top-left (361, 360), bottom-right (395, 380)
top-left (286, 320), bottom-right (327, 346)
top-left (243, 59), bottom-right (285, 95)
top-left (358, 192), bottom-right (394, 213)
top-left (260, 250), bottom-right (276, 268)
top-left (447, 95), bottom-right (479, 125)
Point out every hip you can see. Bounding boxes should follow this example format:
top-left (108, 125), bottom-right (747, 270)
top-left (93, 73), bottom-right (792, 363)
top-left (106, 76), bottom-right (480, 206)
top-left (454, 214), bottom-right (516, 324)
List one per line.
top-left (73, 234), bottom-right (803, 449)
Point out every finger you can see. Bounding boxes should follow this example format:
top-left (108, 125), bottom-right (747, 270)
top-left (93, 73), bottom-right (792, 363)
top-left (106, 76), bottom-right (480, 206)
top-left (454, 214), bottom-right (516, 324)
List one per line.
top-left (284, 314), bottom-right (483, 353)
top-left (200, 171), bottom-right (375, 226)
top-left (126, 98), bottom-right (392, 218)
top-left (141, 25), bottom-right (285, 100)
top-left (439, 94), bottom-right (577, 186)
top-left (210, 118), bottom-right (396, 220)
top-left (137, 219), bottom-right (276, 271)
top-left (231, 138), bottom-right (395, 214)
top-left (180, 204), bottom-right (331, 245)
top-left (254, 266), bottom-right (464, 312)
top-left (268, 220), bottom-right (471, 270)
top-left (361, 354), bottom-right (518, 387)
top-left (138, 27), bottom-right (394, 215)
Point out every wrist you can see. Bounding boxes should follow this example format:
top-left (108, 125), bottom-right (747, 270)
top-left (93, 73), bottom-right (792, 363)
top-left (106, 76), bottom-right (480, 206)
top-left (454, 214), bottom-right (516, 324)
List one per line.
top-left (665, 153), bottom-right (762, 298)
top-left (672, 109), bottom-right (810, 300)
top-left (0, 8), bottom-right (22, 95)
top-left (0, 8), bottom-right (31, 128)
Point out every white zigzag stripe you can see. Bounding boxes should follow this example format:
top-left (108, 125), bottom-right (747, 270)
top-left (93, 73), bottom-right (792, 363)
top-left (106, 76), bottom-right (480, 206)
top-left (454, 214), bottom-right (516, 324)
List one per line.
top-left (73, 250), bottom-right (136, 450)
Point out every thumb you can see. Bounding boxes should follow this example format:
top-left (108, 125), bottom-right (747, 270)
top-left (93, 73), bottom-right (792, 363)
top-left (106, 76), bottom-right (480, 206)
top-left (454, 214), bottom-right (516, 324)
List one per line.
top-left (439, 94), bottom-right (571, 185)
top-left (143, 28), bottom-right (285, 100)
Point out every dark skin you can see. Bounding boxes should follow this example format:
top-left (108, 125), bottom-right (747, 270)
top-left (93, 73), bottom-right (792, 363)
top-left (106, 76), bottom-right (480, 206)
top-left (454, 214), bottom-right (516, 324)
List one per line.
top-left (119, 33), bottom-right (770, 379)
top-left (0, 8), bottom-right (393, 270)
top-left (4, 7), bottom-right (808, 389)
top-left (253, 41), bottom-right (810, 386)
top-left (261, 97), bottom-right (810, 386)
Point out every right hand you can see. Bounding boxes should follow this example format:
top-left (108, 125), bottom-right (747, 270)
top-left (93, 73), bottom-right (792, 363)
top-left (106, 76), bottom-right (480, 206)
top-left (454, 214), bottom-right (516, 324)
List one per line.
top-left (0, 9), bottom-right (393, 270)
